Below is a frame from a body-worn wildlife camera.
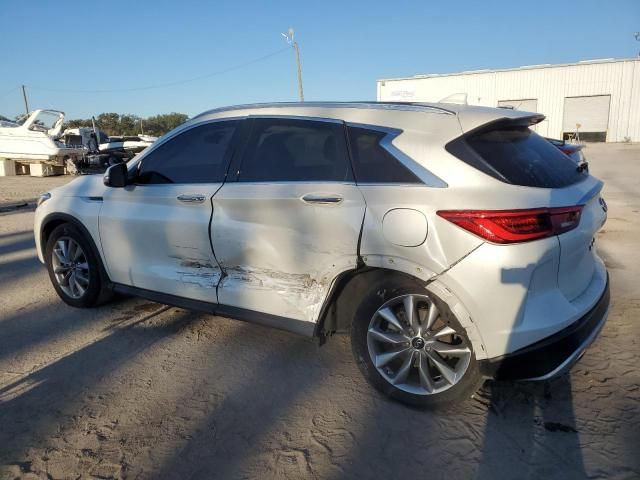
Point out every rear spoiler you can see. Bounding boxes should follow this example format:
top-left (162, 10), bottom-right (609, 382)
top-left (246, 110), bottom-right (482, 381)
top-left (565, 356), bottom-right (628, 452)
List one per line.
top-left (456, 106), bottom-right (545, 133)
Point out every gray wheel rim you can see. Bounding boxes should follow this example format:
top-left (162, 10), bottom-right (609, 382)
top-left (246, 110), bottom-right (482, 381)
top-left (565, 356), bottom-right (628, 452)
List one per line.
top-left (367, 294), bottom-right (472, 395)
top-left (51, 236), bottom-right (90, 299)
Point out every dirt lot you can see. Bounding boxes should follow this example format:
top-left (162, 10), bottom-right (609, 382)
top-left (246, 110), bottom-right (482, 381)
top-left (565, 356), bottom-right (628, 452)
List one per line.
top-left (1, 144), bottom-right (639, 480)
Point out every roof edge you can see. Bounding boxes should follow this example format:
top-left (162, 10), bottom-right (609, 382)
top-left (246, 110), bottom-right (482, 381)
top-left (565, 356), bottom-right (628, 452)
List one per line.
top-left (377, 57), bottom-right (640, 83)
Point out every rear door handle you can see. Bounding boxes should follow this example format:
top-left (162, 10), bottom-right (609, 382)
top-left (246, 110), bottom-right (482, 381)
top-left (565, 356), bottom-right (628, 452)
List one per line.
top-left (177, 194), bottom-right (206, 203)
top-left (301, 193), bottom-right (343, 205)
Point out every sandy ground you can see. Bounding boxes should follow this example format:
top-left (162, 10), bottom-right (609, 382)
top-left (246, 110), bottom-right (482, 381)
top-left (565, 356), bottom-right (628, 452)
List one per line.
top-left (0, 144), bottom-right (638, 480)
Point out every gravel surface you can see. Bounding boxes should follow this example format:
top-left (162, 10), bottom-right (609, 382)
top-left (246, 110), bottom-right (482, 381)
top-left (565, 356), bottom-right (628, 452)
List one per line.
top-left (0, 144), bottom-right (639, 479)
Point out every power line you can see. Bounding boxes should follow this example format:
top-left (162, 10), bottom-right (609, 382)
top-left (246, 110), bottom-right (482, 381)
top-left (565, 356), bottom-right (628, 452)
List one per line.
top-left (27, 47), bottom-right (289, 94)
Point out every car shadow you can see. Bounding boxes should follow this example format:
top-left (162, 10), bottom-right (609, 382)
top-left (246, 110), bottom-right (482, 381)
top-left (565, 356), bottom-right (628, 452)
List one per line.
top-left (0, 306), bottom-right (199, 467)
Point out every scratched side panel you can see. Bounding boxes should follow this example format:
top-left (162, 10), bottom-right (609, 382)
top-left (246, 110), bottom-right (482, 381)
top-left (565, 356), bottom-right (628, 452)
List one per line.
top-left (212, 182), bottom-right (366, 323)
top-left (100, 184), bottom-right (222, 303)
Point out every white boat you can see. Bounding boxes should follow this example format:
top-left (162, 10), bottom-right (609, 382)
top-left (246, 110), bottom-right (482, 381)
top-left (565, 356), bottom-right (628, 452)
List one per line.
top-left (60, 126), bottom-right (156, 173)
top-left (0, 110), bottom-right (85, 165)
top-left (100, 134), bottom-right (157, 154)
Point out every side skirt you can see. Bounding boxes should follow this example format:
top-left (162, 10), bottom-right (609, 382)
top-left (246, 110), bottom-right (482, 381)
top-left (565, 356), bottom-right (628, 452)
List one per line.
top-left (111, 283), bottom-right (316, 337)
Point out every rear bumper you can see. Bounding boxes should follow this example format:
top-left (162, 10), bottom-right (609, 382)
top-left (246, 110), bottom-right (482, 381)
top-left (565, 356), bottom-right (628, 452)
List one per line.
top-left (479, 275), bottom-right (610, 380)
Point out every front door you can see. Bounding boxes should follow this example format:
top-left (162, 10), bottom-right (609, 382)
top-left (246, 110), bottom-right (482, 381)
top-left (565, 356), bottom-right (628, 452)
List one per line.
top-left (213, 117), bottom-right (366, 324)
top-left (99, 119), bottom-right (239, 303)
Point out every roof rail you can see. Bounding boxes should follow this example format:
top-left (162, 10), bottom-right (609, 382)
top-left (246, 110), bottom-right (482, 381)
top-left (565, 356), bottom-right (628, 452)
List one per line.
top-left (193, 101), bottom-right (455, 120)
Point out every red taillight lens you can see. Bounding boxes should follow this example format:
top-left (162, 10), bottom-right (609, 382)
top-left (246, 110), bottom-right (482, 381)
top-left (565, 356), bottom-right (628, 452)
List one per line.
top-left (437, 206), bottom-right (583, 244)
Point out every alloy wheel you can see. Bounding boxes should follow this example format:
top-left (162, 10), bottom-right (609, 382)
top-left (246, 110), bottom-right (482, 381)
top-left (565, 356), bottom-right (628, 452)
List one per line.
top-left (367, 294), bottom-right (472, 395)
top-left (51, 236), bottom-right (90, 299)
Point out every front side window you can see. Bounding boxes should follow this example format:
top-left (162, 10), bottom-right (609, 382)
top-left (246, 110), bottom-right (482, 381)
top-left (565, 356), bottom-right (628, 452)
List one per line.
top-left (137, 121), bottom-right (237, 184)
top-left (238, 118), bottom-right (353, 182)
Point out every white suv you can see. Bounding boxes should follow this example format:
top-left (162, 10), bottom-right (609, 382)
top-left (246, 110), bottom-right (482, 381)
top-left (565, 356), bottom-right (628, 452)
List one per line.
top-left (34, 102), bottom-right (610, 407)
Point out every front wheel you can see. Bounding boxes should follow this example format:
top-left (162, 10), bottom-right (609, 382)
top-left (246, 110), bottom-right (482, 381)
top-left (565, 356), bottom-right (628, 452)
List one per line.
top-left (351, 280), bottom-right (483, 408)
top-left (45, 223), bottom-right (112, 308)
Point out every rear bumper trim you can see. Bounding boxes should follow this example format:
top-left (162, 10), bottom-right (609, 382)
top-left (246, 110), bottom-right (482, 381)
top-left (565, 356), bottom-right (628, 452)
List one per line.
top-left (479, 274), bottom-right (610, 380)
top-left (522, 305), bottom-right (609, 381)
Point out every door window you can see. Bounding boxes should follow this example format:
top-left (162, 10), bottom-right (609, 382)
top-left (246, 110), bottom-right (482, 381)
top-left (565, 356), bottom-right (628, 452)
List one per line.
top-left (238, 118), bottom-right (353, 182)
top-left (137, 121), bottom-right (237, 184)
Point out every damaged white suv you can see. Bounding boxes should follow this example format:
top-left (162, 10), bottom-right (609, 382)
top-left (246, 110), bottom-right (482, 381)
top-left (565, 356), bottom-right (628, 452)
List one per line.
top-left (34, 102), bottom-right (610, 407)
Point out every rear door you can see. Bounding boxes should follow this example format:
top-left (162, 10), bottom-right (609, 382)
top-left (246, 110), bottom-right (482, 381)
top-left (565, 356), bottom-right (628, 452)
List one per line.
top-left (212, 117), bottom-right (366, 324)
top-left (99, 119), bottom-right (238, 302)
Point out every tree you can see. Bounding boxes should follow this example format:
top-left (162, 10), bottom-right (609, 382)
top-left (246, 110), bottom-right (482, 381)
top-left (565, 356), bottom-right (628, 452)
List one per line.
top-left (62, 112), bottom-right (188, 137)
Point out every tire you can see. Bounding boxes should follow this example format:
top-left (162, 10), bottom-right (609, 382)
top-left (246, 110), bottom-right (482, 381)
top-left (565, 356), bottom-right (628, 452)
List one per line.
top-left (45, 223), bottom-right (112, 308)
top-left (351, 278), bottom-right (483, 408)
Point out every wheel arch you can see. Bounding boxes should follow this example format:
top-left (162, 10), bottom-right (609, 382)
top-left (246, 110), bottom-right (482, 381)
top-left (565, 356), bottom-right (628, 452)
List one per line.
top-left (315, 266), bottom-right (488, 360)
top-left (40, 212), bottom-right (111, 285)
top-left (315, 267), bottom-right (430, 339)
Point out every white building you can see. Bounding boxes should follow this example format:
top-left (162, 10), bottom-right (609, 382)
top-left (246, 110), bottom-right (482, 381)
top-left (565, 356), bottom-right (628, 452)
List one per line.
top-left (377, 58), bottom-right (640, 142)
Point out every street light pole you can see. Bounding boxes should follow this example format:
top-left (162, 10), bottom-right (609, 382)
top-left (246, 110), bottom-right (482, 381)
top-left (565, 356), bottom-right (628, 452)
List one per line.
top-left (282, 28), bottom-right (304, 101)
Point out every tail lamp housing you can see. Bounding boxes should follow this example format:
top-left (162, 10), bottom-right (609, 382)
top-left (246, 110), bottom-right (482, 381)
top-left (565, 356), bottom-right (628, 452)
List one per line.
top-left (437, 206), bottom-right (583, 244)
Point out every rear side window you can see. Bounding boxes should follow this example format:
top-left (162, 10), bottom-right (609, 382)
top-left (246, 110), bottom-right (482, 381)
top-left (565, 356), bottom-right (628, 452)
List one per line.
top-left (137, 121), bottom-right (237, 184)
top-left (452, 126), bottom-right (586, 188)
top-left (238, 118), bottom-right (352, 182)
top-left (347, 127), bottom-right (421, 184)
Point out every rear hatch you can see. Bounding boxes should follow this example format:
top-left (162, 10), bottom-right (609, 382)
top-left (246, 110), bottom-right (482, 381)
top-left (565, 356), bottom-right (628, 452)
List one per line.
top-left (445, 116), bottom-right (606, 301)
top-left (556, 185), bottom-right (606, 300)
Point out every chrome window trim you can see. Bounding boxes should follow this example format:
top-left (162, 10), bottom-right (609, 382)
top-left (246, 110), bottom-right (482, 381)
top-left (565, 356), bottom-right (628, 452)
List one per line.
top-left (346, 122), bottom-right (448, 188)
top-left (247, 114), bottom-right (343, 124)
top-left (193, 102), bottom-right (455, 120)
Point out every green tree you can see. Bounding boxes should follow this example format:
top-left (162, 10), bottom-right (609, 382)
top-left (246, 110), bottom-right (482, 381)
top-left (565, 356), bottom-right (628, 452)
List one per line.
top-left (62, 112), bottom-right (188, 137)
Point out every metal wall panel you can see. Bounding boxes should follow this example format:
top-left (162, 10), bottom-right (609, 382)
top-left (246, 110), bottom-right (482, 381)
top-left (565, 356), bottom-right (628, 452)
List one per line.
top-left (497, 99), bottom-right (538, 112)
top-left (377, 59), bottom-right (640, 142)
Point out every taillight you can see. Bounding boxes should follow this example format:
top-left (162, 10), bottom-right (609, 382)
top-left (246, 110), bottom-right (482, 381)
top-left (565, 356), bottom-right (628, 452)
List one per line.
top-left (437, 206), bottom-right (583, 244)
top-left (559, 146), bottom-right (574, 155)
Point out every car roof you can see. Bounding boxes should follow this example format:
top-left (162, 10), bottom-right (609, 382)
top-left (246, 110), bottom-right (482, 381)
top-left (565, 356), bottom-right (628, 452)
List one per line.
top-left (192, 101), bottom-right (544, 134)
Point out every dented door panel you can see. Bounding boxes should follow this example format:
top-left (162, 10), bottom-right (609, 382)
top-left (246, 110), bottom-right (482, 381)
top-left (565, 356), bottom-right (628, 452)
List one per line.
top-left (212, 182), bottom-right (366, 323)
top-left (100, 184), bottom-right (223, 302)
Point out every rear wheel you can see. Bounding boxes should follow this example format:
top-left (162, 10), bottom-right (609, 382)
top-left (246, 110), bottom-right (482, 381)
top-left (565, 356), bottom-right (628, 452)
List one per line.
top-left (351, 280), bottom-right (483, 408)
top-left (45, 223), bottom-right (111, 308)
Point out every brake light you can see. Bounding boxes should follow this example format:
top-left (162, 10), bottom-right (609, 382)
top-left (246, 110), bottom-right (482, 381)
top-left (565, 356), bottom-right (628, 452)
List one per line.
top-left (559, 146), bottom-right (575, 155)
top-left (437, 206), bottom-right (583, 244)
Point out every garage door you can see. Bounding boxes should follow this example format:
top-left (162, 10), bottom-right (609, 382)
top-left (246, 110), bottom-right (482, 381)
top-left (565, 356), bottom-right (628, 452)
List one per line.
top-left (563, 95), bottom-right (610, 142)
top-left (497, 99), bottom-right (538, 113)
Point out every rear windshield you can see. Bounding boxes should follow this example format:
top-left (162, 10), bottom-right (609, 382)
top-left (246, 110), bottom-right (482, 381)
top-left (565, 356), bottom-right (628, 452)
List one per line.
top-left (459, 126), bottom-right (587, 188)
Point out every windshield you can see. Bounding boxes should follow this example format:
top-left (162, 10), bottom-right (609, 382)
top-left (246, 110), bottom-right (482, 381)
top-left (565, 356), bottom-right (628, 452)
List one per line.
top-left (29, 111), bottom-right (63, 130)
top-left (0, 114), bottom-right (19, 128)
top-left (15, 113), bottom-right (29, 125)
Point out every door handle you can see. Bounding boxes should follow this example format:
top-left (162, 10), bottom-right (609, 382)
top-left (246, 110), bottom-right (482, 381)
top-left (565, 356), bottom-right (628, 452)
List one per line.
top-left (177, 194), bottom-right (206, 203)
top-left (301, 193), bottom-right (343, 205)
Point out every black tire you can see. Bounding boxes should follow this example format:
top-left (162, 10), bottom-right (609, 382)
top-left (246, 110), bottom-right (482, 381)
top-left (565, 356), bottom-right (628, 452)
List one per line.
top-left (45, 223), bottom-right (112, 308)
top-left (351, 278), bottom-right (483, 408)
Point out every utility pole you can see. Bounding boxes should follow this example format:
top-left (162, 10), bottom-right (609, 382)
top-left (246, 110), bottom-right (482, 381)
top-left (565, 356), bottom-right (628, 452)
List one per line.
top-left (282, 28), bottom-right (304, 101)
top-left (635, 32), bottom-right (640, 57)
top-left (21, 85), bottom-right (29, 115)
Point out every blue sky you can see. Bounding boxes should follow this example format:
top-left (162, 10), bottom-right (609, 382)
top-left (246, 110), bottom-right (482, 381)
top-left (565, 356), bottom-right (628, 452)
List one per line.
top-left (1, 0), bottom-right (638, 119)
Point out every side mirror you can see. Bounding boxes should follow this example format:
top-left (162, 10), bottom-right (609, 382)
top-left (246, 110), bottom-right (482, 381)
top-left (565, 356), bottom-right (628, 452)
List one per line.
top-left (104, 162), bottom-right (128, 187)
